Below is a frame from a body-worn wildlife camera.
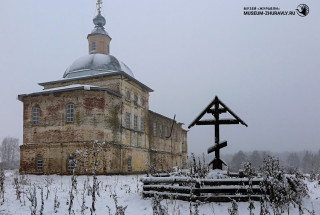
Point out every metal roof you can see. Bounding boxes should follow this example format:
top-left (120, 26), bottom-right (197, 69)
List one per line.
top-left (38, 71), bottom-right (153, 92)
top-left (17, 84), bottom-right (121, 102)
top-left (63, 54), bottom-right (134, 78)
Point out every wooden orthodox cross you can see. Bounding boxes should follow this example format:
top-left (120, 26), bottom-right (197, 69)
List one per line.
top-left (188, 96), bottom-right (248, 170)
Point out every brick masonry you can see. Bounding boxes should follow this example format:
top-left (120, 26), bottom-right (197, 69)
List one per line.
top-left (20, 75), bottom-right (188, 175)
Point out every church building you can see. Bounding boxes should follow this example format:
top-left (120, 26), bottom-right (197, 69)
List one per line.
top-left (18, 2), bottom-right (188, 175)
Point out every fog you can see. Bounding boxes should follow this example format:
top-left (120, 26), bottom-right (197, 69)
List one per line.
top-left (0, 0), bottom-right (319, 155)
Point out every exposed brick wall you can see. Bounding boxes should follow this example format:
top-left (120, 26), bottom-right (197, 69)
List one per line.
top-left (20, 77), bottom-right (188, 174)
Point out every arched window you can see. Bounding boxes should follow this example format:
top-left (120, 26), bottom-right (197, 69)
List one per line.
top-left (67, 156), bottom-right (75, 172)
top-left (126, 91), bottom-right (131, 100)
top-left (37, 156), bottom-right (43, 171)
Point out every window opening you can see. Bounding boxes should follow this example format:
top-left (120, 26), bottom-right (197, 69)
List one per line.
top-left (140, 118), bottom-right (144, 132)
top-left (67, 156), bottom-right (75, 172)
top-left (134, 95), bottom-right (138, 104)
top-left (92, 41), bottom-right (96, 51)
top-left (67, 104), bottom-right (74, 122)
top-left (33, 107), bottom-right (40, 125)
top-left (138, 134), bottom-right (142, 146)
top-left (128, 157), bottom-right (132, 171)
top-left (126, 91), bottom-right (131, 100)
top-left (153, 122), bottom-right (157, 136)
top-left (131, 132), bottom-right (136, 145)
top-left (126, 112), bottom-right (131, 128)
top-left (134, 115), bottom-right (138, 130)
top-left (37, 156), bottom-right (43, 171)
top-left (159, 125), bottom-right (163, 138)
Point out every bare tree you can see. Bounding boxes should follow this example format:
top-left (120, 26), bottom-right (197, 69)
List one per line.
top-left (0, 137), bottom-right (19, 164)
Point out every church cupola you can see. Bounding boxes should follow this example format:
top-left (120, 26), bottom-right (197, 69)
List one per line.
top-left (87, 0), bottom-right (112, 55)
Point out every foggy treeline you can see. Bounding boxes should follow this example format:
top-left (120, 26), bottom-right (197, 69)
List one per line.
top-left (0, 137), bottom-right (20, 169)
top-left (221, 149), bottom-right (320, 173)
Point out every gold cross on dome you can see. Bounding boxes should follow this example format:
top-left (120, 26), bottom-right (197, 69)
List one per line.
top-left (96, 0), bottom-right (103, 13)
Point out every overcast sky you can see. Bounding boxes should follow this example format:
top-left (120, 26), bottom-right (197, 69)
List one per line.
top-left (0, 0), bottom-right (319, 155)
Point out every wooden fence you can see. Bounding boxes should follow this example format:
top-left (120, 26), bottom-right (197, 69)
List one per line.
top-left (141, 176), bottom-right (265, 202)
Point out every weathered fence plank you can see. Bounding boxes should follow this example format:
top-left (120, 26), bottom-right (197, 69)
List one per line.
top-left (141, 176), bottom-right (265, 202)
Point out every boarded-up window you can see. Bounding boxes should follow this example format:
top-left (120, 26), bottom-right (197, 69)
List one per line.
top-left (33, 107), bottom-right (40, 125)
top-left (37, 156), bottom-right (43, 171)
top-left (182, 133), bottom-right (185, 144)
top-left (165, 126), bottom-right (168, 137)
top-left (128, 157), bottom-right (132, 171)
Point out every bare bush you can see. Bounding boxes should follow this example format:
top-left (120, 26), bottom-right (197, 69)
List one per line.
top-left (53, 188), bottom-right (60, 213)
top-left (242, 162), bottom-right (255, 215)
top-left (228, 199), bottom-right (239, 215)
top-left (151, 194), bottom-right (168, 215)
top-left (0, 168), bottom-right (4, 203)
top-left (39, 186), bottom-right (44, 215)
top-left (26, 185), bottom-right (37, 215)
top-left (112, 191), bottom-right (128, 215)
top-left (260, 156), bottom-right (308, 214)
top-left (68, 162), bottom-right (77, 215)
top-left (188, 153), bottom-right (208, 178)
top-left (13, 176), bottom-right (22, 201)
top-left (81, 179), bottom-right (88, 215)
top-left (44, 175), bottom-right (53, 200)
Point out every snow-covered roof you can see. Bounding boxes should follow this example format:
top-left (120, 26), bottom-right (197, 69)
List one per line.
top-left (63, 54), bottom-right (134, 79)
top-left (17, 84), bottom-right (121, 101)
top-left (88, 12), bottom-right (110, 37)
top-left (38, 70), bottom-right (153, 92)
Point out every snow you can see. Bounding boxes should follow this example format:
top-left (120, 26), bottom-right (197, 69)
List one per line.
top-left (41, 84), bottom-right (95, 92)
top-left (1, 170), bottom-right (320, 215)
top-left (18, 84), bottom-right (117, 100)
top-left (207, 169), bottom-right (229, 179)
top-left (63, 54), bottom-right (135, 78)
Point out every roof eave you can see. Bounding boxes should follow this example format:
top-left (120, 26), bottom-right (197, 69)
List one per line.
top-left (17, 86), bottom-right (122, 102)
top-left (38, 71), bottom-right (154, 92)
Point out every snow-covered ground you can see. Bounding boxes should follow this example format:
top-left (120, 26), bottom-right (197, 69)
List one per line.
top-left (1, 170), bottom-right (319, 214)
